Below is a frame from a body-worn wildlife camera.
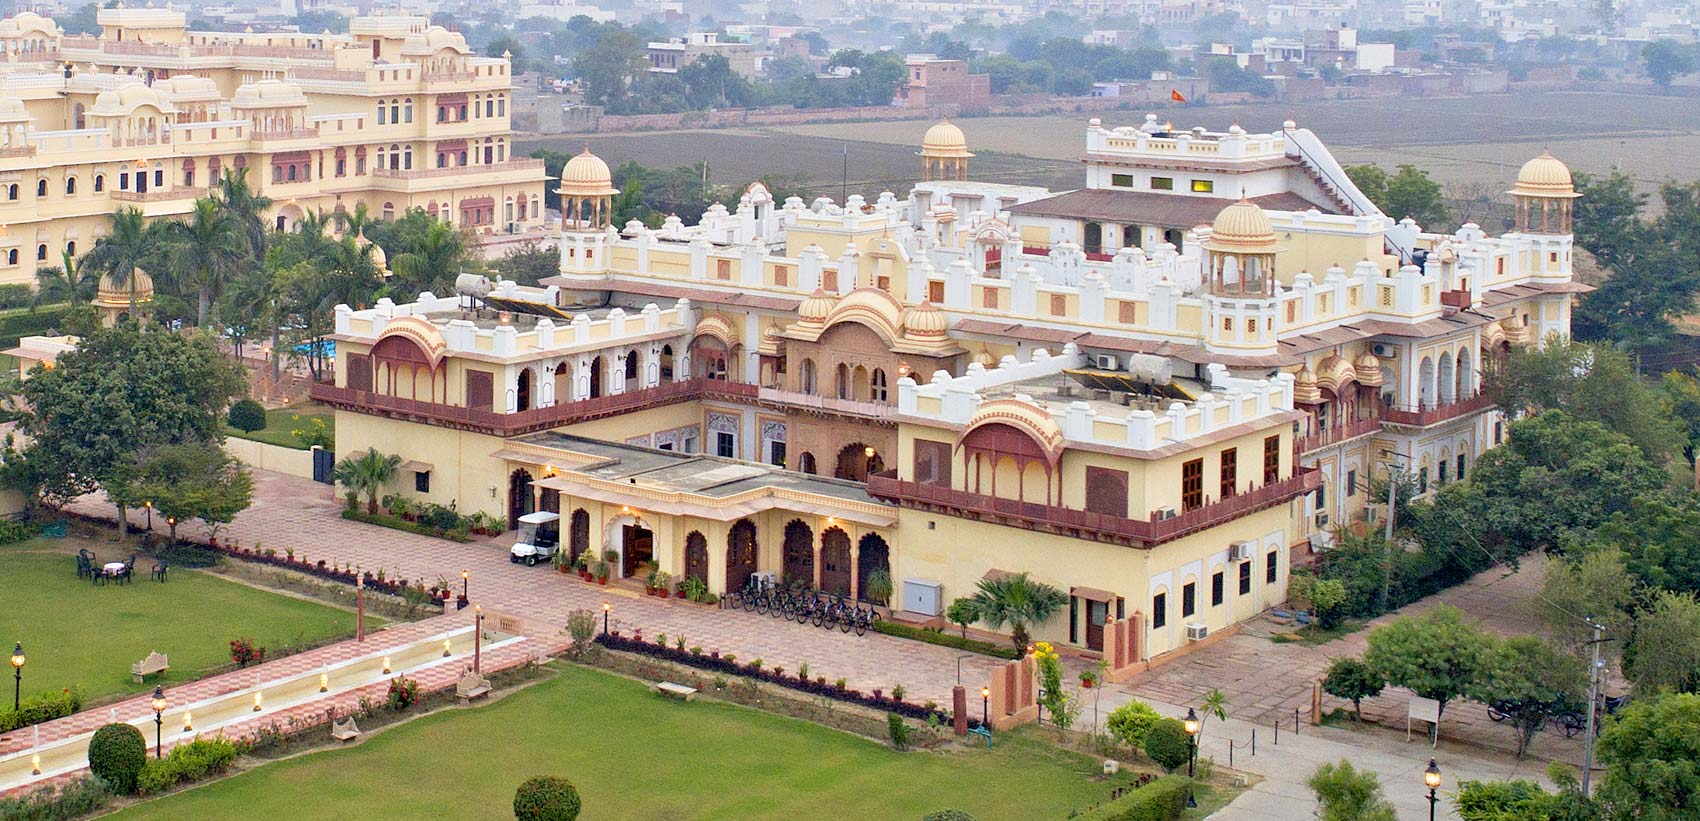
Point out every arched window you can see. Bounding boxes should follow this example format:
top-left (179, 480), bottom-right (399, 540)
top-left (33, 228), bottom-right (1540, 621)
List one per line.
top-left (377, 103), bottom-right (386, 125)
top-left (6, 184), bottom-right (16, 200)
top-left (94, 175), bottom-right (103, 192)
top-left (389, 100), bottom-right (399, 124)
top-left (35, 179), bottom-right (47, 197)
top-left (800, 358), bottom-right (817, 394)
top-left (404, 98), bottom-right (413, 123)
top-left (624, 351), bottom-right (638, 381)
top-left (870, 368), bottom-right (888, 402)
top-left (659, 345), bottom-right (674, 381)
top-left (6, 249), bottom-right (16, 265)
top-left (65, 241), bottom-right (75, 256)
top-left (36, 244), bottom-right (47, 261)
top-left (65, 177), bottom-right (77, 195)
top-left (403, 146), bottom-right (413, 170)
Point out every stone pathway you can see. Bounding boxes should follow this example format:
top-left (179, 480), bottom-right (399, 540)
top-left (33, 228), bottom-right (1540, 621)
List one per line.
top-left (62, 471), bottom-right (1591, 817)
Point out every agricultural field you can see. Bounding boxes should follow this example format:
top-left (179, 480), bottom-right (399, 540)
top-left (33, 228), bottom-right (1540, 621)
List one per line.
top-left (521, 92), bottom-right (1700, 209)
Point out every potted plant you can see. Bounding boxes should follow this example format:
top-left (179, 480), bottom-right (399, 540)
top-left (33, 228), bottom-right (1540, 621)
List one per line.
top-left (1079, 669), bottom-right (1098, 689)
top-left (680, 576), bottom-right (706, 603)
top-left (865, 569), bottom-right (894, 607)
top-left (594, 560), bottom-right (610, 585)
top-left (653, 570), bottom-right (672, 598)
top-left (575, 552), bottom-right (592, 580)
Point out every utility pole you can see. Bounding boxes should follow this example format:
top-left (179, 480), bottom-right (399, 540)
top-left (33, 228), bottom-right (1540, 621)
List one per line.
top-left (1582, 619), bottom-right (1605, 798)
top-left (1379, 451), bottom-right (1406, 615)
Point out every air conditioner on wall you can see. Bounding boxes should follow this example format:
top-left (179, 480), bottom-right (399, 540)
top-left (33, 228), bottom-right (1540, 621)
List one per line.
top-left (1154, 507), bottom-right (1177, 521)
top-left (1092, 354), bottom-right (1120, 371)
top-left (1229, 541), bottom-right (1253, 562)
top-left (1314, 512), bottom-right (1330, 528)
top-left (1185, 623), bottom-right (1209, 642)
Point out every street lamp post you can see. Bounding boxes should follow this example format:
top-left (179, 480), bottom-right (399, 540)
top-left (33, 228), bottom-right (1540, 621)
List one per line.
top-left (461, 569), bottom-right (470, 602)
top-left (980, 686), bottom-right (990, 727)
top-left (9, 643), bottom-right (23, 711)
top-left (167, 517), bottom-right (177, 546)
top-left (601, 601), bottom-right (611, 636)
top-left (1183, 707), bottom-right (1201, 808)
top-left (150, 686), bottom-right (166, 759)
top-left (144, 501), bottom-right (152, 531)
top-left (1424, 759), bottom-right (1442, 821)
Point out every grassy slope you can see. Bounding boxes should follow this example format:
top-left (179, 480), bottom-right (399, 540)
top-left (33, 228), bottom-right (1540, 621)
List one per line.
top-left (223, 406), bottom-right (334, 450)
top-left (111, 663), bottom-right (1139, 820)
top-left (1, 543), bottom-right (365, 702)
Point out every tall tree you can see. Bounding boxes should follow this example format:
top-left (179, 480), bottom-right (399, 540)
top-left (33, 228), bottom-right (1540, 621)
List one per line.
top-left (389, 219), bottom-right (468, 295)
top-left (1345, 163), bottom-right (1449, 228)
top-left (32, 249), bottom-right (100, 309)
top-left (1597, 693), bottom-right (1700, 818)
top-left (1467, 635), bottom-right (1586, 758)
top-left (164, 197), bottom-right (246, 325)
top-left (1571, 169), bottom-right (1646, 271)
top-left (1623, 590), bottom-right (1700, 697)
top-left (1363, 605), bottom-right (1495, 724)
top-left (127, 443), bottom-right (253, 542)
top-left (17, 326), bottom-right (245, 533)
top-left (215, 167), bottom-right (274, 260)
top-left (1643, 39), bottom-right (1697, 88)
top-left (1491, 341), bottom-right (1683, 462)
top-left (79, 207), bottom-right (162, 319)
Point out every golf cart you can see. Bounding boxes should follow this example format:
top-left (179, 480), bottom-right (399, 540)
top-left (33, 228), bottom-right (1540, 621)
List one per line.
top-left (508, 511), bottom-right (561, 566)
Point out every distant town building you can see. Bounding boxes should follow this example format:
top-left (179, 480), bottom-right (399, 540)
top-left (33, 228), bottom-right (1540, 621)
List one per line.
top-left (894, 56), bottom-right (990, 111)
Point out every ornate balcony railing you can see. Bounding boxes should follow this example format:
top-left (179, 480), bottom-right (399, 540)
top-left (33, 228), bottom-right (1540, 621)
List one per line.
top-left (1296, 414), bottom-right (1383, 453)
top-left (757, 387), bottom-right (893, 420)
top-left (311, 377), bottom-right (757, 437)
top-left (1380, 392), bottom-right (1496, 428)
top-left (372, 159), bottom-right (544, 180)
top-left (867, 466), bottom-right (1320, 548)
top-left (109, 186), bottom-right (209, 203)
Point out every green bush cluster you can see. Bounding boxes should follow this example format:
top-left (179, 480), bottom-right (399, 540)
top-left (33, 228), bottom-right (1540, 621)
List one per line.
top-left (513, 775), bottom-right (581, 821)
top-left (1075, 775), bottom-right (1191, 821)
top-left (871, 620), bottom-right (1016, 659)
top-left (136, 737), bottom-right (242, 795)
top-left (0, 688), bottom-right (84, 734)
top-left (341, 507), bottom-right (471, 542)
top-left (88, 723), bottom-right (147, 794)
top-left (1105, 700), bottom-right (1164, 749)
top-left (1141, 718), bottom-right (1192, 773)
top-left (226, 399), bottom-right (267, 433)
top-left (0, 518), bottom-right (38, 545)
top-left (0, 284), bottom-right (36, 311)
top-left (0, 775), bottom-right (111, 821)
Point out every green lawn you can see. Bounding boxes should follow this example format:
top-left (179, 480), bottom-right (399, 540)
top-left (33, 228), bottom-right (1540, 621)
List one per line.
top-left (223, 405), bottom-right (334, 450)
top-left (111, 664), bottom-right (1146, 820)
top-left (0, 542), bottom-right (367, 702)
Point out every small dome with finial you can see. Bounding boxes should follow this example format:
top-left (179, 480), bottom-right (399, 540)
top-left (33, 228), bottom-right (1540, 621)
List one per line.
top-left (1206, 197), bottom-right (1277, 253)
top-left (798, 288), bottom-right (836, 325)
top-left (559, 146), bottom-right (617, 197)
top-left (1509, 149), bottom-right (1578, 198)
top-left (921, 118), bottom-right (973, 159)
top-left (903, 301), bottom-right (949, 338)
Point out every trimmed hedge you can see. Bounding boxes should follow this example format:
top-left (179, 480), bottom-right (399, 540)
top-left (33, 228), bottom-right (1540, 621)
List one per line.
top-left (88, 723), bottom-right (146, 794)
top-left (513, 775), bottom-right (581, 821)
top-left (227, 399), bottom-right (267, 433)
top-left (0, 687), bottom-right (83, 734)
top-left (136, 737), bottom-right (242, 795)
top-left (1142, 719), bottom-right (1191, 773)
top-left (0, 775), bottom-right (111, 821)
top-left (596, 633), bottom-right (969, 726)
top-left (1075, 775), bottom-right (1191, 821)
top-left (872, 620), bottom-right (1016, 660)
top-left (0, 304), bottom-right (72, 350)
top-left (342, 508), bottom-right (471, 542)
top-left (0, 518), bottom-right (38, 545)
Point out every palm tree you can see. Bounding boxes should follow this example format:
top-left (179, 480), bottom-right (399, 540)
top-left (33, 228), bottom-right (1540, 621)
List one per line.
top-left (32, 249), bottom-right (99, 309)
top-left (968, 572), bottom-right (1069, 656)
top-left (214, 167), bottom-right (273, 259)
top-left (390, 220), bottom-right (465, 295)
top-left (331, 449), bottom-right (401, 514)
top-left (333, 202), bottom-right (376, 240)
top-left (216, 265), bottom-right (274, 361)
top-left (79, 207), bottom-right (160, 319)
top-left (165, 197), bottom-right (246, 325)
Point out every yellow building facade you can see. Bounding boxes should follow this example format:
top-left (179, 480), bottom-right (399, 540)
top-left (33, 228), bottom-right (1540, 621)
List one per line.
top-left (314, 118), bottom-right (1582, 660)
top-left (0, 9), bottom-right (548, 285)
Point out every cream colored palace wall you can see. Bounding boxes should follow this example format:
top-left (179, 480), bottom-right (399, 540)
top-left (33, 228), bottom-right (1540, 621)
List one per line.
top-left (892, 502), bottom-right (1290, 656)
top-left (223, 437), bottom-right (316, 479)
top-left (333, 410), bottom-right (511, 518)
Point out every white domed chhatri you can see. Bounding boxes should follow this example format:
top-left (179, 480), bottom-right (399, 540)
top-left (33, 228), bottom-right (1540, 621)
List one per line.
top-left (1205, 198), bottom-right (1276, 252)
top-left (558, 147), bottom-right (619, 230)
top-left (919, 118), bottom-right (972, 182)
top-left (1508, 149), bottom-right (1580, 234)
top-left (903, 301), bottom-right (949, 338)
top-left (1205, 198), bottom-right (1278, 297)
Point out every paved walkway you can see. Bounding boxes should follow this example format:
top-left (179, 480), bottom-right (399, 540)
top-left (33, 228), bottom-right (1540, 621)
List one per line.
top-left (64, 471), bottom-right (1582, 818)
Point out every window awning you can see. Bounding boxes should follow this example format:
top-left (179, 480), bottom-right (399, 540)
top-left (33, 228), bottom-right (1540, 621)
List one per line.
top-left (1071, 585), bottom-right (1117, 603)
top-left (400, 460), bottom-right (433, 473)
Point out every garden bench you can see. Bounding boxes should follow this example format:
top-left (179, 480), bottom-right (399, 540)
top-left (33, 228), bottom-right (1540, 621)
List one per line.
top-left (654, 681), bottom-right (697, 702)
top-left (330, 717), bottom-right (361, 742)
top-left (131, 651), bottom-right (169, 684)
top-left (456, 670), bottom-right (492, 703)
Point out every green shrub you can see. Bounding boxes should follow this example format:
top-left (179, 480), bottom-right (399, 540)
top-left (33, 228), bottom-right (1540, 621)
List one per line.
top-left (136, 737), bottom-right (242, 795)
top-left (0, 284), bottom-right (35, 311)
top-left (88, 723), bottom-right (147, 794)
top-left (0, 687), bottom-right (82, 734)
top-left (921, 812), bottom-right (976, 821)
top-left (513, 775), bottom-right (581, 821)
top-left (872, 620), bottom-right (1015, 659)
top-left (0, 774), bottom-right (111, 821)
top-left (0, 304), bottom-right (71, 350)
top-left (1105, 700), bottom-right (1164, 749)
top-left (1075, 774), bottom-right (1191, 821)
top-left (0, 518), bottom-right (37, 545)
top-left (1142, 718), bottom-right (1191, 773)
top-left (887, 713), bottom-right (911, 750)
top-left (227, 399), bottom-right (267, 433)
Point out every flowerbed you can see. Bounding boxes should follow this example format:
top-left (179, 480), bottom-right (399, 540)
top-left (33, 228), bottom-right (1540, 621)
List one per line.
top-left (872, 620), bottom-right (1018, 660)
top-left (342, 508), bottom-right (471, 543)
top-left (596, 633), bottom-right (968, 726)
top-left (0, 687), bottom-right (83, 734)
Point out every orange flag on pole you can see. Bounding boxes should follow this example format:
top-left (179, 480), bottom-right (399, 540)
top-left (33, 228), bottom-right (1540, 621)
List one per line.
top-left (1171, 89), bottom-right (1188, 103)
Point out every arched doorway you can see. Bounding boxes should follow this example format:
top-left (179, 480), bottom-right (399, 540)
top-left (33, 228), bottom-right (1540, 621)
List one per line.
top-left (660, 345), bottom-right (674, 381)
top-left (820, 527), bottom-right (851, 597)
top-left (857, 533), bottom-right (891, 605)
top-left (1419, 357), bottom-right (1436, 409)
top-left (568, 509), bottom-right (590, 564)
top-left (516, 367), bottom-right (533, 411)
top-left (726, 519), bottom-right (758, 593)
top-left (799, 452), bottom-right (817, 475)
top-left (507, 469), bottom-right (533, 528)
top-left (1084, 221), bottom-right (1103, 255)
top-left (782, 520), bottom-right (814, 588)
top-left (684, 531), bottom-right (708, 585)
top-left (589, 356), bottom-right (603, 398)
top-left (835, 443), bottom-right (883, 482)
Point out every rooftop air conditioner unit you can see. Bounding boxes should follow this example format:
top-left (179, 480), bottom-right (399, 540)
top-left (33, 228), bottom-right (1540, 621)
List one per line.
top-left (1229, 541), bottom-right (1254, 562)
top-left (1185, 623), bottom-right (1209, 642)
top-left (1092, 354), bottom-right (1121, 371)
top-left (1154, 507), bottom-right (1178, 521)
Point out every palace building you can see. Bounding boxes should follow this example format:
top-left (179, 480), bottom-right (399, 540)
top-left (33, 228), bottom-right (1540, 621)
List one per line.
top-left (313, 116), bottom-right (1582, 660)
top-left (0, 8), bottom-right (549, 286)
